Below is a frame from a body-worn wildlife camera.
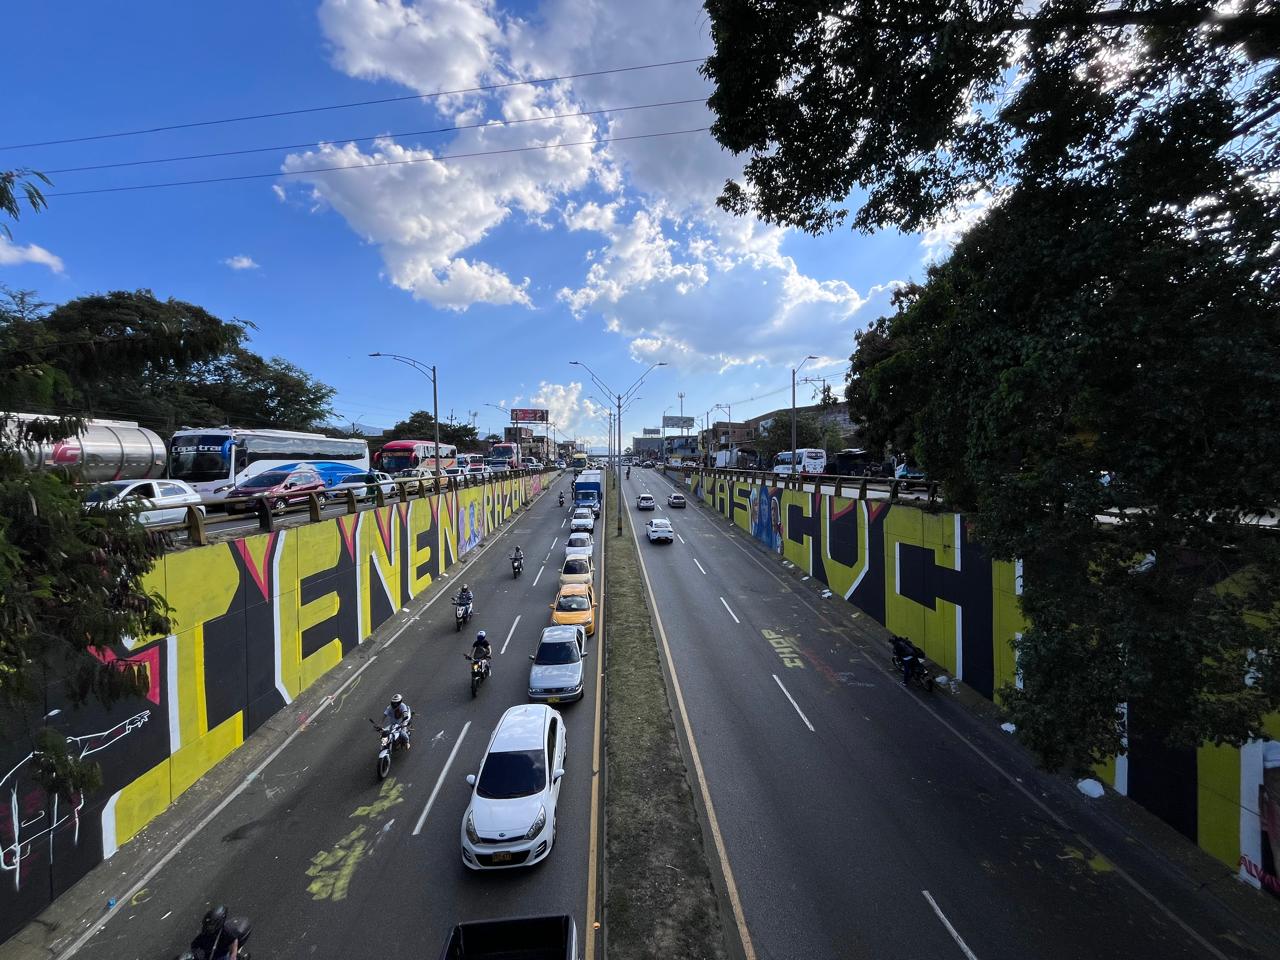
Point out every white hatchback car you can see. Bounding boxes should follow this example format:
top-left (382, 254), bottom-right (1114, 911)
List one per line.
top-left (83, 479), bottom-right (205, 527)
top-left (570, 507), bottom-right (595, 533)
top-left (564, 531), bottom-right (594, 560)
top-left (461, 704), bottom-right (567, 869)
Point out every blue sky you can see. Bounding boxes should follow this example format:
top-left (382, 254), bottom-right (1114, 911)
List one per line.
top-left (3, 0), bottom-right (950, 449)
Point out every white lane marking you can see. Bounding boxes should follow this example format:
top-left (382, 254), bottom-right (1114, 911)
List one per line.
top-left (677, 534), bottom-right (686, 544)
top-left (693, 558), bottom-right (707, 576)
top-left (561, 518), bottom-right (567, 529)
top-left (772, 674), bottom-right (815, 732)
top-left (551, 537), bottom-right (558, 549)
top-left (545, 550), bottom-right (552, 562)
top-left (413, 721), bottom-right (471, 836)
top-left (533, 564), bottom-right (546, 587)
top-left (922, 891), bottom-right (980, 960)
top-left (719, 596), bottom-right (740, 623)
top-left (500, 615), bottom-right (521, 655)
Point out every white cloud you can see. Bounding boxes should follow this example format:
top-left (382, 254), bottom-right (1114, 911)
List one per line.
top-left (524, 380), bottom-right (608, 444)
top-left (919, 190), bottom-right (999, 263)
top-left (0, 237), bottom-right (64, 273)
top-left (222, 254), bottom-right (260, 270)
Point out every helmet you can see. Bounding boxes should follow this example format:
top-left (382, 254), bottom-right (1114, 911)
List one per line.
top-left (202, 906), bottom-right (227, 935)
top-left (462, 584), bottom-right (469, 591)
top-left (476, 630), bottom-right (487, 641)
top-left (390, 693), bottom-right (403, 704)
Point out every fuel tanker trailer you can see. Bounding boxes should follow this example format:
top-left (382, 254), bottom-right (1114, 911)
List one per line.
top-left (7, 413), bottom-right (167, 482)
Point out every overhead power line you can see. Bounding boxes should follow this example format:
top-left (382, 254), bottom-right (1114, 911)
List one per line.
top-left (2, 56), bottom-right (709, 151)
top-left (43, 127), bottom-right (711, 198)
top-left (41, 98), bottom-right (708, 175)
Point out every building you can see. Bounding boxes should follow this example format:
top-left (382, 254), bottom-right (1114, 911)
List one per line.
top-left (745, 402), bottom-right (858, 446)
top-left (662, 434), bottom-right (701, 463)
top-left (631, 436), bottom-right (663, 457)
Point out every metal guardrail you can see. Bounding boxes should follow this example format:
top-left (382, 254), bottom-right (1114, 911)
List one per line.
top-left (665, 464), bottom-right (941, 505)
top-left (148, 468), bottom-right (557, 547)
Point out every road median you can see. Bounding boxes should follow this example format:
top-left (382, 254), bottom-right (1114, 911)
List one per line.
top-left (603, 476), bottom-right (728, 960)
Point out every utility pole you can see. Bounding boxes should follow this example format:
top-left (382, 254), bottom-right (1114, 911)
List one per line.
top-left (791, 355), bottom-right (818, 479)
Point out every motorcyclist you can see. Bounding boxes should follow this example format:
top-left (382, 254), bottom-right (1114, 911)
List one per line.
top-left (510, 545), bottom-right (525, 569)
top-left (470, 630), bottom-right (493, 677)
top-left (626, 466), bottom-right (631, 478)
top-left (892, 636), bottom-right (917, 686)
top-left (456, 584), bottom-right (474, 615)
top-left (383, 693), bottom-right (412, 749)
top-left (190, 906), bottom-right (240, 960)
top-left (558, 491), bottom-right (565, 506)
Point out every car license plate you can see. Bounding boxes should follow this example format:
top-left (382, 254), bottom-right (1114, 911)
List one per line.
top-left (547, 697), bottom-right (560, 704)
top-left (491, 851), bottom-right (513, 863)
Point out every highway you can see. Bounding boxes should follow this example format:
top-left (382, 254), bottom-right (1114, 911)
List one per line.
top-left (621, 467), bottom-right (1264, 960)
top-left (69, 475), bottom-right (602, 960)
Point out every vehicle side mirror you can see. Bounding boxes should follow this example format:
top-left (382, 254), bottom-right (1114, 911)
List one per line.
top-left (529, 654), bottom-right (536, 661)
top-left (553, 768), bottom-right (565, 782)
top-left (549, 603), bottom-right (555, 609)
top-left (580, 652), bottom-right (588, 658)
top-left (465, 774), bottom-right (476, 786)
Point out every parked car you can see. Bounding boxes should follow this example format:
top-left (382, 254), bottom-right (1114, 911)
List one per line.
top-left (550, 583), bottom-right (596, 636)
top-left (225, 468), bottom-right (327, 513)
top-left (636, 494), bottom-right (656, 510)
top-left (559, 556), bottom-right (594, 588)
top-left (461, 704), bottom-right (567, 869)
top-left (83, 478), bottom-right (205, 527)
top-left (564, 531), bottom-right (594, 560)
top-left (667, 493), bottom-right (686, 508)
top-left (570, 507), bottom-right (595, 533)
top-left (335, 470), bottom-right (397, 501)
top-left (528, 626), bottom-right (587, 704)
top-left (646, 518), bottom-right (674, 543)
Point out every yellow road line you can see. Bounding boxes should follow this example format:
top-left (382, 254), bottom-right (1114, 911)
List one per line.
top-left (585, 485), bottom-right (607, 960)
top-left (623, 499), bottom-right (757, 960)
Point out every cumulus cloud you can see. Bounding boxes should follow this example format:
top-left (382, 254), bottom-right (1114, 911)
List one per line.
top-left (919, 190), bottom-right (1000, 263)
top-left (524, 380), bottom-right (609, 445)
top-left (0, 237), bottom-right (64, 273)
top-left (222, 254), bottom-right (260, 270)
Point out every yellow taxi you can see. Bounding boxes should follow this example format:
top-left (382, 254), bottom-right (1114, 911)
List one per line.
top-left (550, 582), bottom-right (597, 636)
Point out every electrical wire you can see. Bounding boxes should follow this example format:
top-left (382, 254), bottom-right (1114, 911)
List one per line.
top-left (43, 127), bottom-right (711, 198)
top-left (40, 98), bottom-right (708, 175)
top-left (2, 56), bottom-right (709, 151)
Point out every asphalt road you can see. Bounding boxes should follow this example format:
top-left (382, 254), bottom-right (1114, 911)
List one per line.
top-left (71, 475), bottom-right (600, 960)
top-left (621, 467), bottom-right (1262, 960)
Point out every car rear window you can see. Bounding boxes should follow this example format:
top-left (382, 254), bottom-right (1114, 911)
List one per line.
top-left (563, 559), bottom-right (589, 575)
top-left (477, 749), bottom-right (546, 799)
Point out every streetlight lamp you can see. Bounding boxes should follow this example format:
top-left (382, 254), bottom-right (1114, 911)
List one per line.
top-left (571, 359), bottom-right (667, 535)
top-left (369, 352), bottom-right (441, 475)
top-left (791, 355), bottom-right (819, 478)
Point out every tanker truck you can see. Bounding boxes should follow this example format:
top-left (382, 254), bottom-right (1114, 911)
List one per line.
top-left (5, 413), bottom-right (167, 482)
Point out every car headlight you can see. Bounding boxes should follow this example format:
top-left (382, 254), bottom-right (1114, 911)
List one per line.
top-left (524, 806), bottom-right (546, 840)
top-left (465, 810), bottom-right (480, 844)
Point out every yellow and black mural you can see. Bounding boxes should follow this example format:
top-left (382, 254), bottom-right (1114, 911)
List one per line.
top-left (687, 470), bottom-right (1280, 898)
top-left (0, 475), bottom-right (545, 938)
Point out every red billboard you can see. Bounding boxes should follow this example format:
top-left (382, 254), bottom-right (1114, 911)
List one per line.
top-left (510, 408), bottom-right (549, 423)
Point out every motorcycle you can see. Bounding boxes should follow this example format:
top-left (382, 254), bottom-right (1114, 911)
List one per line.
top-left (464, 653), bottom-right (491, 697)
top-left (452, 596), bottom-right (473, 631)
top-left (370, 717), bottom-right (410, 779)
top-left (184, 908), bottom-right (253, 960)
top-left (890, 638), bottom-right (935, 692)
top-left (512, 555), bottom-right (524, 578)
top-left (558, 492), bottom-right (565, 507)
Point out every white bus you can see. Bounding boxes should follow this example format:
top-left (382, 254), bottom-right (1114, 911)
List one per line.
top-left (772, 448), bottom-right (827, 476)
top-left (168, 427), bottom-right (370, 501)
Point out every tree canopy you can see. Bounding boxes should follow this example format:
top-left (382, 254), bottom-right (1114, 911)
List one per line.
top-left (706, 0), bottom-right (1280, 768)
top-left (383, 410), bottom-right (480, 450)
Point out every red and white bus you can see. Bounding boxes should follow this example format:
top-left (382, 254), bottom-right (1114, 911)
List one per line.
top-left (374, 439), bottom-right (457, 474)
top-left (486, 442), bottom-right (521, 472)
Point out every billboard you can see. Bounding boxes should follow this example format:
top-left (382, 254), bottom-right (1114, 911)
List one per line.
top-left (510, 408), bottom-right (549, 423)
top-left (642, 427), bottom-right (661, 436)
top-left (663, 415), bottom-right (695, 429)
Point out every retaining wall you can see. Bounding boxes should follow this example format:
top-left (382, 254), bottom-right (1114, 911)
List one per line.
top-left (0, 472), bottom-right (552, 939)
top-left (680, 468), bottom-right (1280, 899)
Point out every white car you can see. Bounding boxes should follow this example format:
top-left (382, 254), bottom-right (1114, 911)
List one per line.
top-left (570, 507), bottom-right (595, 533)
top-left (82, 479), bottom-right (205, 527)
top-left (335, 470), bottom-right (397, 501)
top-left (528, 626), bottom-right (588, 704)
top-left (667, 493), bottom-right (687, 508)
top-left (564, 531), bottom-right (594, 559)
top-left (636, 494), bottom-right (656, 511)
top-left (559, 555), bottom-right (594, 588)
top-left (461, 704), bottom-right (567, 869)
top-left (646, 518), bottom-right (674, 544)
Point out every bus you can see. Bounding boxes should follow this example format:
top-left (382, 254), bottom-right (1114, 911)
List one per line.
top-left (457, 452), bottom-right (487, 476)
top-left (771, 448), bottom-right (827, 477)
top-left (374, 439), bottom-right (458, 475)
top-left (487, 442), bottom-right (521, 472)
top-left (168, 427), bottom-right (369, 501)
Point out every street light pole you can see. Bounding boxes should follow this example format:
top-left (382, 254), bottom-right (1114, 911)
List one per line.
top-left (370, 352), bottom-right (441, 475)
top-left (791, 355), bottom-right (819, 479)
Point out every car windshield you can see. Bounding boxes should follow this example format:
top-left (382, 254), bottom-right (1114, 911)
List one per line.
top-left (557, 594), bottom-right (591, 612)
top-left (563, 559), bottom-right (589, 575)
top-left (476, 749), bottom-right (545, 799)
top-left (168, 433), bottom-right (232, 484)
top-left (239, 472), bottom-right (289, 489)
top-left (536, 641), bottom-right (580, 665)
top-left (82, 484), bottom-right (124, 503)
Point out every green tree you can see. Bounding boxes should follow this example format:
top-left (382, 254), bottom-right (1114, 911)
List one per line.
top-left (1, 289), bottom-right (243, 796)
top-left (754, 413), bottom-right (825, 466)
top-left (385, 410), bottom-right (479, 450)
top-left (705, 0), bottom-right (1280, 768)
top-left (0, 169), bottom-right (49, 240)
